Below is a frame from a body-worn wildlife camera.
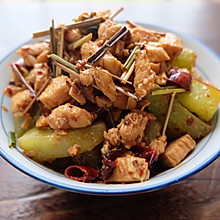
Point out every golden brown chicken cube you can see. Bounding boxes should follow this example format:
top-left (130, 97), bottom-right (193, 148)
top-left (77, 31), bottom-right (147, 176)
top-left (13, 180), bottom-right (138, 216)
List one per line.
top-left (145, 45), bottom-right (170, 62)
top-left (159, 32), bottom-right (183, 62)
top-left (39, 75), bottom-right (71, 109)
top-left (11, 89), bottom-right (33, 116)
top-left (81, 41), bottom-right (122, 76)
top-left (134, 50), bottom-right (156, 98)
top-left (106, 155), bottom-right (150, 182)
top-left (48, 103), bottom-right (94, 130)
top-left (160, 134), bottom-right (196, 168)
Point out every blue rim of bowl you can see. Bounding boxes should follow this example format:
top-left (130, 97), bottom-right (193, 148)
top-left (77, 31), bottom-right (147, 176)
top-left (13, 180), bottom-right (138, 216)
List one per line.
top-left (0, 24), bottom-right (220, 195)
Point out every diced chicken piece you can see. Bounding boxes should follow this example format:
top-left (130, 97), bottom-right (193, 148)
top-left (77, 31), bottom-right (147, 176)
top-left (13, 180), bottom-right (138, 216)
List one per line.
top-left (17, 41), bottom-right (50, 57)
top-left (159, 33), bottom-right (183, 62)
top-left (39, 75), bottom-right (71, 109)
top-left (155, 72), bottom-right (168, 85)
top-left (145, 45), bottom-right (170, 62)
top-left (77, 9), bottom-right (110, 21)
top-left (96, 9), bottom-right (111, 19)
top-left (160, 134), bottom-right (196, 168)
top-left (147, 41), bottom-right (162, 47)
top-left (25, 69), bottom-right (35, 85)
top-left (113, 86), bottom-right (137, 110)
top-left (104, 112), bottom-right (148, 149)
top-left (118, 113), bottom-right (149, 149)
top-left (4, 85), bottom-right (24, 97)
top-left (97, 52), bottom-right (122, 77)
top-left (130, 26), bottom-right (158, 43)
top-left (26, 63), bottom-right (50, 92)
top-left (33, 64), bottom-right (50, 92)
top-left (109, 40), bottom-right (125, 59)
top-left (93, 67), bottom-right (116, 101)
top-left (112, 90), bottom-right (128, 110)
top-left (77, 11), bottom-right (96, 21)
top-left (36, 50), bottom-right (50, 63)
top-left (36, 115), bottom-right (49, 128)
top-left (11, 89), bottom-right (33, 116)
top-left (150, 62), bottom-right (161, 75)
top-left (69, 80), bottom-right (86, 105)
top-left (81, 41), bottom-right (98, 59)
top-left (149, 135), bottom-right (167, 155)
top-left (65, 29), bottom-right (82, 43)
top-left (17, 41), bottom-right (50, 67)
top-left (80, 69), bottom-right (95, 86)
top-left (114, 40), bottom-right (125, 58)
top-left (23, 55), bottom-right (37, 67)
top-left (134, 50), bottom-right (156, 98)
top-left (98, 19), bottom-right (122, 41)
top-left (80, 67), bottom-right (116, 102)
top-left (48, 103), bottom-right (94, 130)
top-left (126, 97), bottom-right (138, 110)
top-left (81, 41), bottom-right (122, 76)
top-left (104, 128), bottom-right (121, 147)
top-left (106, 155), bottom-right (150, 182)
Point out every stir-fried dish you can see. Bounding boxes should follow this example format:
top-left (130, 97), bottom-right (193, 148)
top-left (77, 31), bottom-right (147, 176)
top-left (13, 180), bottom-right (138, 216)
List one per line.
top-left (4, 8), bottom-right (220, 183)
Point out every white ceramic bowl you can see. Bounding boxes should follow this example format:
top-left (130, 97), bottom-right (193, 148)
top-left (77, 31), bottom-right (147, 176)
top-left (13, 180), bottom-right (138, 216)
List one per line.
top-left (0, 24), bottom-right (220, 195)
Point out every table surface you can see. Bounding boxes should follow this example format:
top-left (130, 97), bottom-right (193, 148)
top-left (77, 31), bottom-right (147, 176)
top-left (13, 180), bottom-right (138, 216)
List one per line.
top-left (0, 1), bottom-right (220, 219)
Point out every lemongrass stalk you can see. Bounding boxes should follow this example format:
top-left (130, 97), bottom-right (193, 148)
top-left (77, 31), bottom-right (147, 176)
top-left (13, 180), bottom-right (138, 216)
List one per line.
top-left (152, 88), bottom-right (185, 96)
top-left (162, 92), bottom-right (176, 136)
top-left (50, 19), bottom-right (57, 77)
top-left (54, 62), bottom-right (80, 79)
top-left (48, 54), bottom-right (79, 74)
top-left (73, 33), bottom-right (92, 49)
top-left (109, 7), bottom-right (124, 20)
top-left (56, 26), bottom-right (65, 77)
top-left (121, 61), bottom-right (135, 84)
top-left (33, 17), bottom-right (105, 38)
top-left (123, 46), bottom-right (138, 70)
top-left (11, 63), bottom-right (36, 97)
top-left (87, 26), bottom-right (128, 63)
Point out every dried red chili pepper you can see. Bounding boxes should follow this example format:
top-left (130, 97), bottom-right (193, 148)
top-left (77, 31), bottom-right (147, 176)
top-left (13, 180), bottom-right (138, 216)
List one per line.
top-left (100, 158), bottom-right (116, 180)
top-left (105, 147), bottom-right (126, 161)
top-left (133, 144), bottom-right (158, 166)
top-left (64, 165), bottom-right (99, 182)
top-left (168, 67), bottom-right (192, 91)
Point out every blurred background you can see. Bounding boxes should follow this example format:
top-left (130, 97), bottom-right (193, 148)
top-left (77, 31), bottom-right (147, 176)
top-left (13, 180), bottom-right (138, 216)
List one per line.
top-left (0, 0), bottom-right (219, 60)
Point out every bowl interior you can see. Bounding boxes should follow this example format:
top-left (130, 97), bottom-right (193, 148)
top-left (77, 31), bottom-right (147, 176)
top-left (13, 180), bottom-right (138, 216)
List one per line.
top-left (0, 25), bottom-right (220, 195)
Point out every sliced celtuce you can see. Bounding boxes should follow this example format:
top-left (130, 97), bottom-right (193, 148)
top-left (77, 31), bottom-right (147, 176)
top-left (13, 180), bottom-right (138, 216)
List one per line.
top-left (144, 120), bottom-right (162, 145)
top-left (147, 94), bottom-right (213, 140)
top-left (172, 48), bottom-right (197, 71)
top-left (177, 79), bottom-right (220, 122)
top-left (18, 121), bottom-right (106, 162)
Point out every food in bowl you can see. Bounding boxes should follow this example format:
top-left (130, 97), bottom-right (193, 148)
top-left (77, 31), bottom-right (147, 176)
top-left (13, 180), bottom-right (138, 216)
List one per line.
top-left (4, 9), bottom-right (220, 183)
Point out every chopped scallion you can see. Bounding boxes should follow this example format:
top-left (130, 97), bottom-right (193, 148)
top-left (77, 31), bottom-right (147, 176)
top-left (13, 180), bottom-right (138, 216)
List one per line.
top-left (8, 131), bottom-right (16, 148)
